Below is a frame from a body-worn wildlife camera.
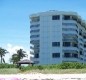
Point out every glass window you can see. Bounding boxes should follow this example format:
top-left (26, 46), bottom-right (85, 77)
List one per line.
top-left (84, 44), bottom-right (86, 47)
top-left (83, 35), bottom-right (86, 39)
top-left (79, 32), bottom-right (82, 36)
top-left (31, 16), bottom-right (40, 22)
top-left (52, 42), bottom-right (60, 47)
top-left (72, 54), bottom-right (78, 58)
top-left (62, 23), bottom-right (76, 26)
top-left (30, 24), bottom-right (40, 28)
top-left (72, 42), bottom-right (78, 47)
top-left (34, 54), bottom-right (39, 58)
top-left (30, 40), bottom-right (39, 44)
top-left (63, 15), bottom-right (71, 20)
top-left (63, 42), bottom-right (71, 47)
top-left (79, 29), bottom-right (82, 36)
top-left (64, 53), bottom-right (71, 58)
top-left (62, 23), bottom-right (78, 28)
top-left (52, 53), bottom-right (60, 58)
top-left (52, 15), bottom-right (60, 20)
top-left (30, 35), bottom-right (39, 38)
top-left (62, 28), bottom-right (77, 32)
top-left (72, 16), bottom-right (77, 21)
top-left (80, 51), bottom-right (83, 55)
top-left (73, 43), bottom-right (78, 47)
top-left (30, 29), bottom-right (40, 33)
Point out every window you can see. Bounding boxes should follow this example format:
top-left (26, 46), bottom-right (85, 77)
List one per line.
top-left (79, 29), bottom-right (82, 36)
top-left (63, 42), bottom-right (71, 47)
top-left (30, 29), bottom-right (40, 33)
top-left (64, 53), bottom-right (71, 58)
top-left (30, 40), bottom-right (39, 44)
top-left (52, 42), bottom-right (60, 47)
top-left (34, 54), bottom-right (39, 58)
top-left (30, 35), bottom-right (39, 38)
top-left (62, 28), bottom-right (78, 33)
top-left (83, 35), bottom-right (86, 39)
top-left (72, 54), bottom-right (78, 58)
top-left (79, 32), bottom-right (82, 36)
top-left (80, 51), bottom-right (83, 55)
top-left (52, 53), bottom-right (60, 58)
top-left (63, 15), bottom-right (71, 20)
top-left (76, 24), bottom-right (78, 28)
top-left (72, 42), bottom-right (78, 47)
top-left (62, 23), bottom-right (78, 28)
top-left (80, 58), bottom-right (83, 60)
top-left (30, 51), bottom-right (34, 54)
top-left (52, 15), bottom-right (60, 20)
top-left (84, 44), bottom-right (86, 47)
top-left (62, 23), bottom-right (76, 26)
top-left (30, 24), bottom-right (40, 28)
top-left (34, 61), bottom-right (39, 64)
top-left (72, 16), bottom-right (77, 21)
top-left (31, 16), bottom-right (40, 22)
top-left (73, 43), bottom-right (78, 47)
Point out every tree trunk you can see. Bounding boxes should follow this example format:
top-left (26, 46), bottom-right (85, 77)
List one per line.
top-left (1, 55), bottom-right (2, 63)
top-left (3, 58), bottom-right (5, 63)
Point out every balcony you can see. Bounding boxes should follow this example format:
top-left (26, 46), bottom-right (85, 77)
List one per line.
top-left (62, 30), bottom-right (78, 35)
top-left (84, 39), bottom-right (86, 42)
top-left (63, 49), bottom-right (78, 54)
top-left (62, 34), bottom-right (78, 38)
top-left (63, 38), bottom-right (78, 42)
top-left (30, 16), bottom-right (40, 23)
top-left (30, 51), bottom-right (34, 55)
top-left (63, 57), bottom-right (79, 62)
top-left (30, 46), bottom-right (39, 51)
top-left (62, 24), bottom-right (77, 30)
top-left (30, 56), bottom-right (34, 61)
top-left (30, 32), bottom-right (39, 36)
top-left (30, 35), bottom-right (40, 40)
top-left (84, 48), bottom-right (86, 51)
top-left (30, 56), bottom-right (39, 64)
top-left (62, 19), bottom-right (77, 23)
top-left (30, 39), bottom-right (39, 43)
top-left (63, 47), bottom-right (78, 51)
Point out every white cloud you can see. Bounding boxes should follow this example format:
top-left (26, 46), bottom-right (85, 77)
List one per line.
top-left (4, 43), bottom-right (33, 63)
top-left (7, 43), bottom-right (24, 55)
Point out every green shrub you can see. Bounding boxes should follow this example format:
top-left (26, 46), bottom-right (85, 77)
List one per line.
top-left (59, 62), bottom-right (85, 69)
top-left (72, 62), bottom-right (83, 69)
top-left (59, 62), bottom-right (69, 69)
top-left (37, 65), bottom-right (44, 70)
top-left (19, 62), bottom-right (86, 71)
top-left (0, 63), bottom-right (16, 68)
top-left (43, 64), bottom-right (60, 69)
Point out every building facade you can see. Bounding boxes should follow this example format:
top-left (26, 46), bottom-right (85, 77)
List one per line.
top-left (30, 11), bottom-right (86, 65)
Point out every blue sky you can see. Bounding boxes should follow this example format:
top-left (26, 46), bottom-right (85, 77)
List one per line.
top-left (0, 0), bottom-right (86, 50)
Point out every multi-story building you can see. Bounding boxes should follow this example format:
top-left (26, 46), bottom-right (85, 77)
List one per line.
top-left (30, 10), bottom-right (86, 65)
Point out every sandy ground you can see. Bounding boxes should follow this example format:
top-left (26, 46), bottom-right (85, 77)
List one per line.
top-left (0, 73), bottom-right (86, 80)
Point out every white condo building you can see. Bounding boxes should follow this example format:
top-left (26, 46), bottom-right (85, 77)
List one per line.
top-left (30, 10), bottom-right (86, 65)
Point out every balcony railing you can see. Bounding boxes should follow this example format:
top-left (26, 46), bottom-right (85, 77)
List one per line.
top-left (62, 38), bottom-right (78, 42)
top-left (62, 57), bottom-right (79, 62)
top-left (63, 47), bottom-right (78, 51)
top-left (62, 31), bottom-right (78, 36)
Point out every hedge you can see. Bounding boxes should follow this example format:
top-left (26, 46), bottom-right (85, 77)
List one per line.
top-left (20, 62), bottom-right (86, 71)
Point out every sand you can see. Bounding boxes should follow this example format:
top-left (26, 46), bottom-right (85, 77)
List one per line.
top-left (0, 73), bottom-right (86, 80)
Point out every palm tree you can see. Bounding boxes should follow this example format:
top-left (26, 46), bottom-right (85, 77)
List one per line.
top-left (0, 47), bottom-right (8, 63)
top-left (10, 49), bottom-right (27, 64)
top-left (17, 49), bottom-right (27, 61)
top-left (10, 54), bottom-right (19, 64)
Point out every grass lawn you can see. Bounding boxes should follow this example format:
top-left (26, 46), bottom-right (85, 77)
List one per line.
top-left (0, 68), bottom-right (20, 74)
top-left (23, 69), bottom-right (86, 74)
top-left (1, 68), bottom-right (86, 74)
